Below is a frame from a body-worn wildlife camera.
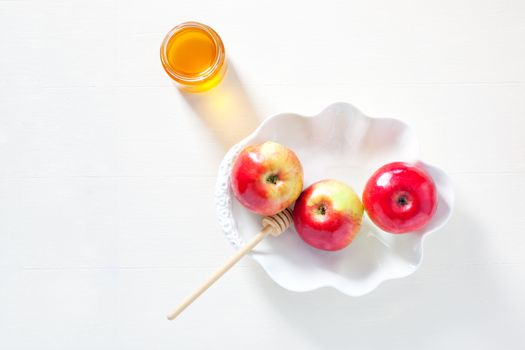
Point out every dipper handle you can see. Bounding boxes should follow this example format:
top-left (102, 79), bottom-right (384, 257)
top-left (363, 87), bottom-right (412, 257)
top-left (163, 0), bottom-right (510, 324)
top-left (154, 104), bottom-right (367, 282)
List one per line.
top-left (167, 208), bottom-right (293, 320)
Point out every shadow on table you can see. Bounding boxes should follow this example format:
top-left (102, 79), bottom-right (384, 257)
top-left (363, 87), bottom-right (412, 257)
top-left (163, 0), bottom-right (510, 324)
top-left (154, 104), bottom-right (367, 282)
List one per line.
top-left (178, 61), bottom-right (261, 150)
top-left (248, 206), bottom-right (522, 349)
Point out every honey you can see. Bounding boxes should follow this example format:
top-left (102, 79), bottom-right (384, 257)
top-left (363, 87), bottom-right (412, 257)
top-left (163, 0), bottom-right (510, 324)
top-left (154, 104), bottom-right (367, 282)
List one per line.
top-left (161, 22), bottom-right (226, 92)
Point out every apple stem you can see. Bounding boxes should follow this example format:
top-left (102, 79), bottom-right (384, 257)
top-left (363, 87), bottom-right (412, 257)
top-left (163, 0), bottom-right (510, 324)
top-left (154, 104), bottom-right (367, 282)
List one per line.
top-left (266, 174), bottom-right (278, 184)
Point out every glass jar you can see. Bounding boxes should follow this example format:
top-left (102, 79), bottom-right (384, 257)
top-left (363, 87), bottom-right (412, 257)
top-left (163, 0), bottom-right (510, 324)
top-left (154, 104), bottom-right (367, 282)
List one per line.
top-left (160, 22), bottom-right (227, 92)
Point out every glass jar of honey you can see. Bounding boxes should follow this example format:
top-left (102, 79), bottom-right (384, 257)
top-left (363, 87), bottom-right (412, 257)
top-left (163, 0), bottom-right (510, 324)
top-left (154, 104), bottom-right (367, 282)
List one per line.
top-left (160, 22), bottom-right (226, 92)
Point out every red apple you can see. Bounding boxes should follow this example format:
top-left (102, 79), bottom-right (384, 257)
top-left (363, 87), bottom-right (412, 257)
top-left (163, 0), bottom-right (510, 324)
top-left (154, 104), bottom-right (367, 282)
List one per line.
top-left (293, 179), bottom-right (364, 251)
top-left (362, 162), bottom-right (437, 234)
top-left (231, 141), bottom-right (303, 216)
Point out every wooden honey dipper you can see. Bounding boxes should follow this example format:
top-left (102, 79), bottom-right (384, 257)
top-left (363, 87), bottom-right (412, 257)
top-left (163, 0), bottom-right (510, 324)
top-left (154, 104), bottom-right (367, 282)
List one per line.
top-left (167, 207), bottom-right (293, 320)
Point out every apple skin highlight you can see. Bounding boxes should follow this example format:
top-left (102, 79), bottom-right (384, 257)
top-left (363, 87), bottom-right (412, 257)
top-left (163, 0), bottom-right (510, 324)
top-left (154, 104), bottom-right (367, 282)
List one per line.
top-left (231, 141), bottom-right (303, 216)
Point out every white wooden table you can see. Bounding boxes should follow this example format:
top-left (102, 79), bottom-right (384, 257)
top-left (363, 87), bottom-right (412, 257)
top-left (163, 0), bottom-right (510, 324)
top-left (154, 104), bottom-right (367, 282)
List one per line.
top-left (1, 1), bottom-right (524, 349)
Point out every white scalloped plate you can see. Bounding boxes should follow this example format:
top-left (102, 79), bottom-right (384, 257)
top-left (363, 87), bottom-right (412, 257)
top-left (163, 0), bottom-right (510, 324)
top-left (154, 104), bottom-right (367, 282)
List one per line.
top-left (215, 102), bottom-right (454, 295)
